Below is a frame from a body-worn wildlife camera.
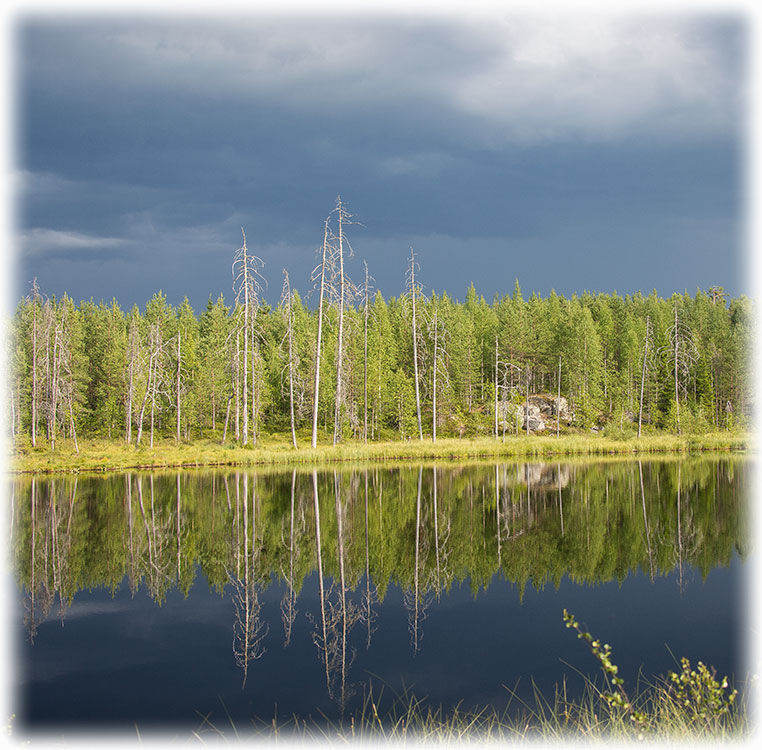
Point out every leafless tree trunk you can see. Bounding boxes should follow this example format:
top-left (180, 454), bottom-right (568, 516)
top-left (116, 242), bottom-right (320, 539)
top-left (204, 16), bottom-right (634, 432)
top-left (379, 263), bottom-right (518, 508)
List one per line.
top-left (30, 280), bottom-right (41, 448)
top-left (673, 306), bottom-right (680, 435)
top-left (557, 355), bottom-right (562, 438)
top-left (251, 328), bottom-right (258, 446)
top-left (68, 395), bottom-right (79, 455)
top-left (333, 196), bottom-right (354, 446)
top-left (662, 305), bottom-right (698, 436)
top-left (311, 218), bottom-right (331, 448)
top-left (282, 270), bottom-right (298, 449)
top-left (135, 328), bottom-right (160, 447)
top-left (241, 234), bottom-right (250, 445)
top-left (363, 261), bottom-right (369, 443)
top-left (235, 331), bottom-right (241, 441)
top-left (221, 393), bottom-right (232, 444)
top-left (49, 322), bottom-right (60, 451)
top-left (175, 332), bottom-right (181, 443)
top-left (233, 227), bottom-right (266, 447)
top-left (494, 337), bottom-right (499, 440)
top-left (432, 307), bottom-right (438, 443)
top-left (638, 315), bottom-right (652, 438)
top-left (408, 249), bottom-right (423, 441)
top-left (126, 316), bottom-right (139, 444)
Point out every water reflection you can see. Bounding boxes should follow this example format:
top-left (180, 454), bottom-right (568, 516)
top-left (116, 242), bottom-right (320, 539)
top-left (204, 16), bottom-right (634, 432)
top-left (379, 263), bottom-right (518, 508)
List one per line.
top-left (11, 457), bottom-right (748, 709)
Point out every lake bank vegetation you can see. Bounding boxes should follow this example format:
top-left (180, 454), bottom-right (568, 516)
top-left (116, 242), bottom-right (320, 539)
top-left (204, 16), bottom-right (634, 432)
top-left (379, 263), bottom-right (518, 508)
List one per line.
top-left (10, 430), bottom-right (750, 475)
top-left (8, 199), bottom-right (752, 472)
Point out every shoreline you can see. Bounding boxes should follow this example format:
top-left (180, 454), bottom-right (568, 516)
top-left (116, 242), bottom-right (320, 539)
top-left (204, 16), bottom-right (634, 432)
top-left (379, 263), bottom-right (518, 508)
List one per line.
top-left (8, 431), bottom-right (751, 476)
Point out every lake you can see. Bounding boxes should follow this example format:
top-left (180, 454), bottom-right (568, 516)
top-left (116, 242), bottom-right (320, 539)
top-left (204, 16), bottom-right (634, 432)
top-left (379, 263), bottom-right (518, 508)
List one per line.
top-left (9, 457), bottom-right (749, 735)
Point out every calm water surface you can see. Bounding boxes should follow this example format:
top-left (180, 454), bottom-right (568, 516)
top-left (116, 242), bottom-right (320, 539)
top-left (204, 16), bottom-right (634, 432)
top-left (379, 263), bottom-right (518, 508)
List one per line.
top-left (10, 457), bottom-right (749, 732)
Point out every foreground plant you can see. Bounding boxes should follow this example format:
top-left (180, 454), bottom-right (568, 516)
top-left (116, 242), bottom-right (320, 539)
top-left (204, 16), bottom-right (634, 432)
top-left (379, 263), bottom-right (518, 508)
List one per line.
top-left (563, 609), bottom-right (741, 738)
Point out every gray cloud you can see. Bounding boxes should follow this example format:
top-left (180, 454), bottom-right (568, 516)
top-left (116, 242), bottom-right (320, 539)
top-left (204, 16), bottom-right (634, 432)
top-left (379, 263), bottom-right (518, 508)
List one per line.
top-left (20, 228), bottom-right (132, 256)
top-left (13, 11), bottom-right (746, 311)
top-left (20, 14), bottom-right (743, 145)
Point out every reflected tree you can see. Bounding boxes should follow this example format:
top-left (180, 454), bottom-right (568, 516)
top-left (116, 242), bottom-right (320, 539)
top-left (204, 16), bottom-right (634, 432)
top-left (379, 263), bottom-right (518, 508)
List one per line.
top-left (404, 466), bottom-right (432, 654)
top-left (229, 473), bottom-right (268, 686)
top-left (280, 469), bottom-right (304, 647)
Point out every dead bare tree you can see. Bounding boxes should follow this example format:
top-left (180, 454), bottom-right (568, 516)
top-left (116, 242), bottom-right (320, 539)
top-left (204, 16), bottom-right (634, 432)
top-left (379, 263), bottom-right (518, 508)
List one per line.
top-left (232, 228), bottom-right (266, 446)
top-left (362, 261), bottom-right (374, 443)
top-left (311, 217), bottom-right (333, 448)
top-left (125, 315), bottom-right (140, 444)
top-left (175, 332), bottom-right (182, 443)
top-left (660, 304), bottom-right (699, 435)
top-left (331, 197), bottom-right (360, 446)
top-left (406, 249), bottom-right (424, 441)
top-left (426, 300), bottom-right (450, 443)
top-left (493, 336), bottom-right (516, 440)
top-left (29, 279), bottom-right (43, 448)
top-left (637, 315), bottom-right (656, 438)
top-left (220, 325), bottom-right (241, 444)
top-left (280, 271), bottom-right (300, 449)
top-left (135, 323), bottom-right (165, 448)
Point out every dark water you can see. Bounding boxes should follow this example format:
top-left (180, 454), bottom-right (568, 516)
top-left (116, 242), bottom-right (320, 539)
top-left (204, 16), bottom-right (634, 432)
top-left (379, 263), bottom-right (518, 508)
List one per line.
top-left (10, 457), bottom-right (749, 733)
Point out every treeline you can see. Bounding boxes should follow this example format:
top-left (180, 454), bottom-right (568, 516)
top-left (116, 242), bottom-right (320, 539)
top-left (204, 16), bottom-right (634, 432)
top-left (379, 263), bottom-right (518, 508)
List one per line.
top-left (7, 204), bottom-right (752, 450)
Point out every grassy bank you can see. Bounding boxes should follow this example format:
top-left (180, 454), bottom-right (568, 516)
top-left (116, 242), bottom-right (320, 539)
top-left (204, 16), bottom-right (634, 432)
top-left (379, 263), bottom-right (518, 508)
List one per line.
top-left (8, 430), bottom-right (751, 475)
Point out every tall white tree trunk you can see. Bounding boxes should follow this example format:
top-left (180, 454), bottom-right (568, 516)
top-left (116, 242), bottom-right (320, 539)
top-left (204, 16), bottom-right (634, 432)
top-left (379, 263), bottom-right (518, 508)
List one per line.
top-left (432, 308), bottom-right (438, 443)
top-left (638, 316), bottom-right (650, 438)
top-left (284, 271), bottom-right (297, 449)
top-left (333, 199), bottom-right (347, 446)
top-left (674, 305), bottom-right (681, 435)
top-left (311, 218), bottom-right (330, 448)
top-left (363, 261), bottom-right (369, 443)
top-left (410, 249), bottom-right (423, 441)
top-left (175, 332), bottom-right (181, 443)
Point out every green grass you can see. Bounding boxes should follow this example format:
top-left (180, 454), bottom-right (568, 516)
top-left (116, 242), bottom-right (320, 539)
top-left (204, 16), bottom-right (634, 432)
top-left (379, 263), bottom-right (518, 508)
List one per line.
top-left (188, 663), bottom-right (748, 745)
top-left (8, 429), bottom-right (751, 475)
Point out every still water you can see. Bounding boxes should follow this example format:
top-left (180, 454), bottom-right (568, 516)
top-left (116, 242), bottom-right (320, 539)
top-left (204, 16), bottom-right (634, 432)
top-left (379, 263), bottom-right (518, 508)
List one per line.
top-left (10, 457), bottom-right (749, 732)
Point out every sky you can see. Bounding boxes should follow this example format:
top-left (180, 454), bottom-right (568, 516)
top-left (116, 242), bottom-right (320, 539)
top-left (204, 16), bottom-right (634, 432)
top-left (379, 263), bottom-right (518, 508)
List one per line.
top-left (8, 4), bottom-right (750, 313)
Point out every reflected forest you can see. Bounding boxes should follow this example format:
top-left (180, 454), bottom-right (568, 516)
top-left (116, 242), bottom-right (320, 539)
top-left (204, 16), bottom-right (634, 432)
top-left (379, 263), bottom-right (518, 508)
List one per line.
top-left (13, 458), bottom-right (748, 712)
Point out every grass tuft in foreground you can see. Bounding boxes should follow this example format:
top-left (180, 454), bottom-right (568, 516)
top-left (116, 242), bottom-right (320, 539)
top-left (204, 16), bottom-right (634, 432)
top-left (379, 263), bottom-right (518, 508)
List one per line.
top-left (186, 610), bottom-right (747, 745)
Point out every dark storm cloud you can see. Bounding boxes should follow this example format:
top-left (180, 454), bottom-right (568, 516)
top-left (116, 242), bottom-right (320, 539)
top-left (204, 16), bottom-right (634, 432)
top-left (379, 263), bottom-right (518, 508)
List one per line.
top-left (14, 12), bottom-right (746, 311)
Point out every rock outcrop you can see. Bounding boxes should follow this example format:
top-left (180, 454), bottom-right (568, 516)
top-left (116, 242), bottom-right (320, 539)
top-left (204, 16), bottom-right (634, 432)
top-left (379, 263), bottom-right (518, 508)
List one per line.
top-left (519, 394), bottom-right (572, 432)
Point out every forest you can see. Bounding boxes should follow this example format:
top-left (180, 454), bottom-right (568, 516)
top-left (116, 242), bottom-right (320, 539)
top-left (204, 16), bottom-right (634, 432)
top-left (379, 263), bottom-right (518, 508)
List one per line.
top-left (7, 200), bottom-right (753, 453)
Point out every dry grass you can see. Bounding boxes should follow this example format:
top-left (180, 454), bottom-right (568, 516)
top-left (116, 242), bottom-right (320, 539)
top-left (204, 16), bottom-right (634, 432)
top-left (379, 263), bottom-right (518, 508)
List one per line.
top-left (8, 430), bottom-right (750, 476)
